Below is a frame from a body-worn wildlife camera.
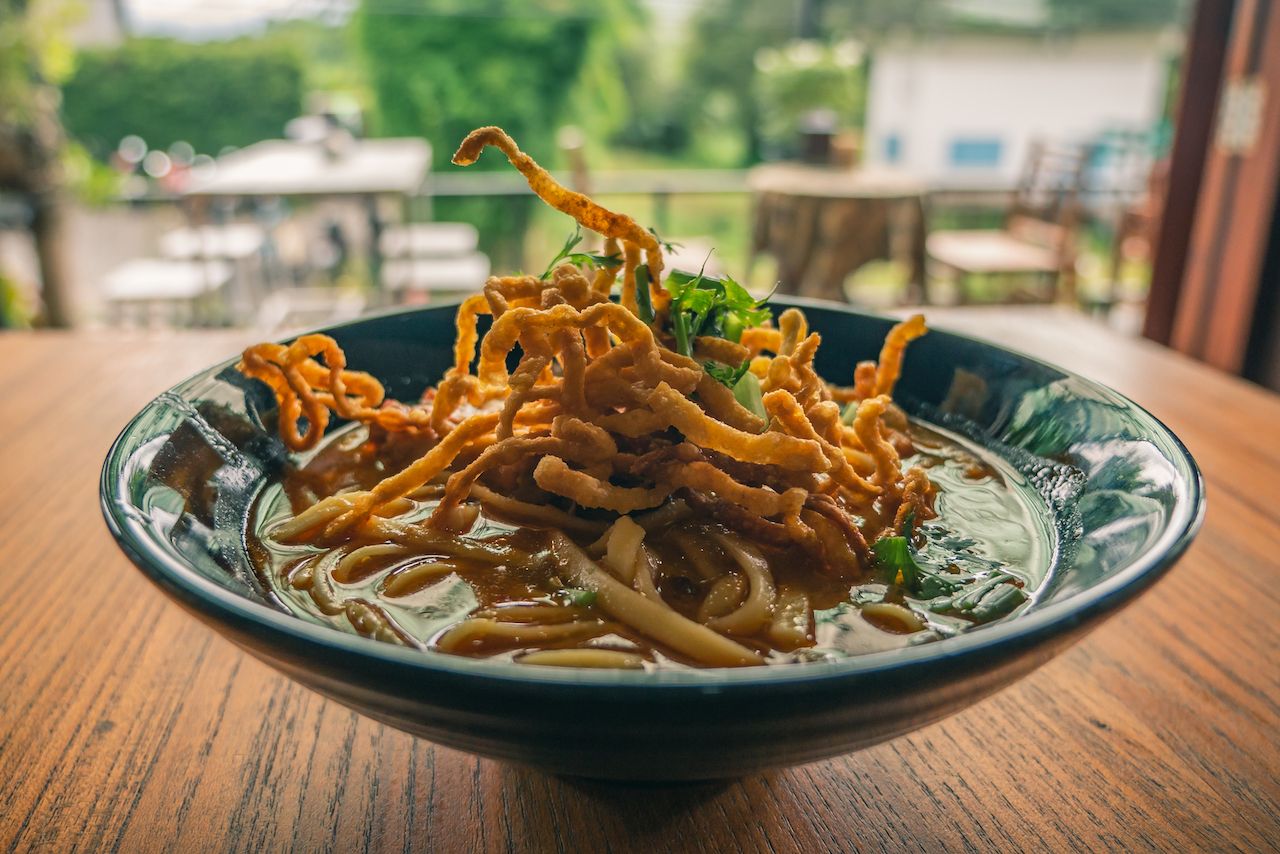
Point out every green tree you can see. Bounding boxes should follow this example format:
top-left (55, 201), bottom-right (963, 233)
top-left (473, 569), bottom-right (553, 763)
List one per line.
top-left (565, 0), bottom-right (668, 150)
top-left (1046, 0), bottom-right (1185, 29)
top-left (678, 0), bottom-right (940, 164)
top-left (0, 0), bottom-right (80, 326)
top-left (357, 1), bottom-right (596, 267)
top-left (681, 0), bottom-right (796, 164)
top-left (62, 37), bottom-right (305, 158)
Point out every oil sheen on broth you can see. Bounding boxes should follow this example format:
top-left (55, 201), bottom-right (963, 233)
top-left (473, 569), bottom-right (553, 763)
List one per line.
top-left (247, 419), bottom-right (1052, 669)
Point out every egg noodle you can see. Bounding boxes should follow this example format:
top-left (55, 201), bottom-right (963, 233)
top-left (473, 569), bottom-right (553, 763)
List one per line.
top-left (239, 127), bottom-right (948, 668)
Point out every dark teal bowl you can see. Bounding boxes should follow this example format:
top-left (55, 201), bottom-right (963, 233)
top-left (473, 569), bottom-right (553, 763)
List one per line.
top-left (100, 299), bottom-right (1204, 780)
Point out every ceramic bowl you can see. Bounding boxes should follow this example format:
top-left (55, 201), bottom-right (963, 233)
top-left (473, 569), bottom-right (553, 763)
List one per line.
top-left (101, 299), bottom-right (1204, 780)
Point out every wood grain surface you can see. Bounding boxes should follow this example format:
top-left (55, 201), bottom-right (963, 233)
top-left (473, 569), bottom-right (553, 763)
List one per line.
top-left (1, 308), bottom-right (1277, 853)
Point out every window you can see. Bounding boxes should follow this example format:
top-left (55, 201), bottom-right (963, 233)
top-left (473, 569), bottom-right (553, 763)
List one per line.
top-left (948, 137), bottom-right (1003, 168)
top-left (883, 133), bottom-right (902, 163)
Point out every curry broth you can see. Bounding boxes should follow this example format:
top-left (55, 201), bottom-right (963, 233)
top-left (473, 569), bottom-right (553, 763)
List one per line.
top-left (247, 420), bottom-right (1051, 669)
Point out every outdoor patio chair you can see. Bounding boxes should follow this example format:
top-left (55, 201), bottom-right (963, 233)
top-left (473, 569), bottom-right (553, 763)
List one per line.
top-left (381, 253), bottom-right (492, 304)
top-left (378, 222), bottom-right (479, 258)
top-left (926, 141), bottom-right (1091, 303)
top-left (255, 286), bottom-right (367, 333)
top-left (159, 223), bottom-right (269, 323)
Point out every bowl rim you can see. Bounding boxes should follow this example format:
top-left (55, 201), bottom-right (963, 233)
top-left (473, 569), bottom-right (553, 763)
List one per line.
top-left (100, 298), bottom-right (1206, 692)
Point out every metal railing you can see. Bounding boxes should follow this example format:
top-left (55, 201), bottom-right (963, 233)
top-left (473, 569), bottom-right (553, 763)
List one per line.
top-left (423, 169), bottom-right (752, 234)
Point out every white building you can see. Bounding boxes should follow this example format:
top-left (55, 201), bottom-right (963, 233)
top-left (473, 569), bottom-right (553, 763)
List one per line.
top-left (863, 29), bottom-right (1178, 188)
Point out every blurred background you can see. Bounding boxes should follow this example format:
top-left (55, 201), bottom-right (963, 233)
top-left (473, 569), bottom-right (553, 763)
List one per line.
top-left (2, 0), bottom-right (1278, 389)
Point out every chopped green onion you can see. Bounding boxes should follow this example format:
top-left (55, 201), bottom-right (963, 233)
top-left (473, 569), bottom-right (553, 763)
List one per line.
top-left (635, 264), bottom-right (654, 324)
top-left (968, 582), bottom-right (1027, 622)
top-left (722, 312), bottom-right (745, 343)
top-left (732, 371), bottom-right (766, 421)
top-left (930, 572), bottom-right (1026, 622)
top-left (672, 310), bottom-right (693, 357)
top-left (562, 588), bottom-right (597, 607)
top-left (872, 513), bottom-right (966, 598)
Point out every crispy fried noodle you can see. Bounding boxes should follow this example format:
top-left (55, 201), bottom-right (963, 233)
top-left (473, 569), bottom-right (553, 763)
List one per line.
top-left (239, 126), bottom-right (963, 670)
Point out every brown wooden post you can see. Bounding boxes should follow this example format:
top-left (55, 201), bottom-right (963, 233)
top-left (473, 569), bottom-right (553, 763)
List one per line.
top-left (1170, 0), bottom-right (1280, 372)
top-left (1143, 0), bottom-right (1235, 345)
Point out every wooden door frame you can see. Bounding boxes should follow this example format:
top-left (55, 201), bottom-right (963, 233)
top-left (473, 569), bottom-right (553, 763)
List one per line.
top-left (1148, 0), bottom-right (1280, 374)
top-left (1144, 0), bottom-right (1235, 346)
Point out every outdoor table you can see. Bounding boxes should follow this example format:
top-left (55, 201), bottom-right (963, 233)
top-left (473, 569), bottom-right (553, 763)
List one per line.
top-left (184, 138), bottom-right (431, 198)
top-left (100, 257), bottom-right (233, 327)
top-left (184, 137), bottom-right (433, 309)
top-left (749, 163), bottom-right (928, 303)
top-left (1, 307), bottom-right (1276, 851)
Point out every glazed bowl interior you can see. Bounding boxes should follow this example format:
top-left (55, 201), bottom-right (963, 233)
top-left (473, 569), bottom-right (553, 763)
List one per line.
top-left (101, 299), bottom-right (1203, 779)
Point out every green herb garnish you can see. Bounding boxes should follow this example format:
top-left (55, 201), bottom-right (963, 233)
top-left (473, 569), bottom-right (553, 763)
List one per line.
top-left (929, 573), bottom-right (1026, 623)
top-left (635, 264), bottom-right (654, 324)
top-left (873, 516), bottom-right (1029, 623)
top-left (871, 514), bottom-right (963, 598)
top-left (540, 224), bottom-right (622, 280)
top-left (648, 226), bottom-right (681, 254)
top-left (663, 260), bottom-right (772, 357)
top-left (562, 588), bottom-right (597, 607)
top-left (704, 359), bottom-right (751, 388)
top-left (732, 370), bottom-right (766, 420)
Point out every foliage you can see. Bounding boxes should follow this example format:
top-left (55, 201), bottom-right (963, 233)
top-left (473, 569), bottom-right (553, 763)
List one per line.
top-left (674, 0), bottom-right (1183, 165)
top-left (0, 0), bottom-right (79, 128)
top-left (1045, 0), bottom-right (1186, 29)
top-left (679, 0), bottom-right (796, 164)
top-left (753, 39), bottom-right (865, 158)
top-left (61, 140), bottom-right (121, 205)
top-left (563, 0), bottom-right (663, 148)
top-left (0, 270), bottom-right (33, 329)
top-left (678, 0), bottom-right (909, 164)
top-left (257, 17), bottom-right (372, 114)
top-left (357, 1), bottom-right (598, 268)
top-left (62, 37), bottom-right (305, 159)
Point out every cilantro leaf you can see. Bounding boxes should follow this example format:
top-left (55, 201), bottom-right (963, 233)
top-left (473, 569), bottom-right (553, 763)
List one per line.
top-left (704, 359), bottom-right (750, 387)
top-left (663, 254), bottom-right (772, 359)
top-left (647, 226), bottom-right (681, 254)
top-left (541, 224), bottom-right (622, 280)
top-left (541, 225), bottom-right (585, 280)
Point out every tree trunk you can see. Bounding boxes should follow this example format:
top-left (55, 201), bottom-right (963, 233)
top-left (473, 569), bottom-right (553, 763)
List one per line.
top-left (29, 188), bottom-right (72, 327)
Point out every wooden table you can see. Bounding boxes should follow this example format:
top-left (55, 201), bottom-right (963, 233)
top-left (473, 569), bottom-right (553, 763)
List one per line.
top-left (2, 308), bottom-right (1277, 852)
top-left (749, 164), bottom-right (928, 303)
